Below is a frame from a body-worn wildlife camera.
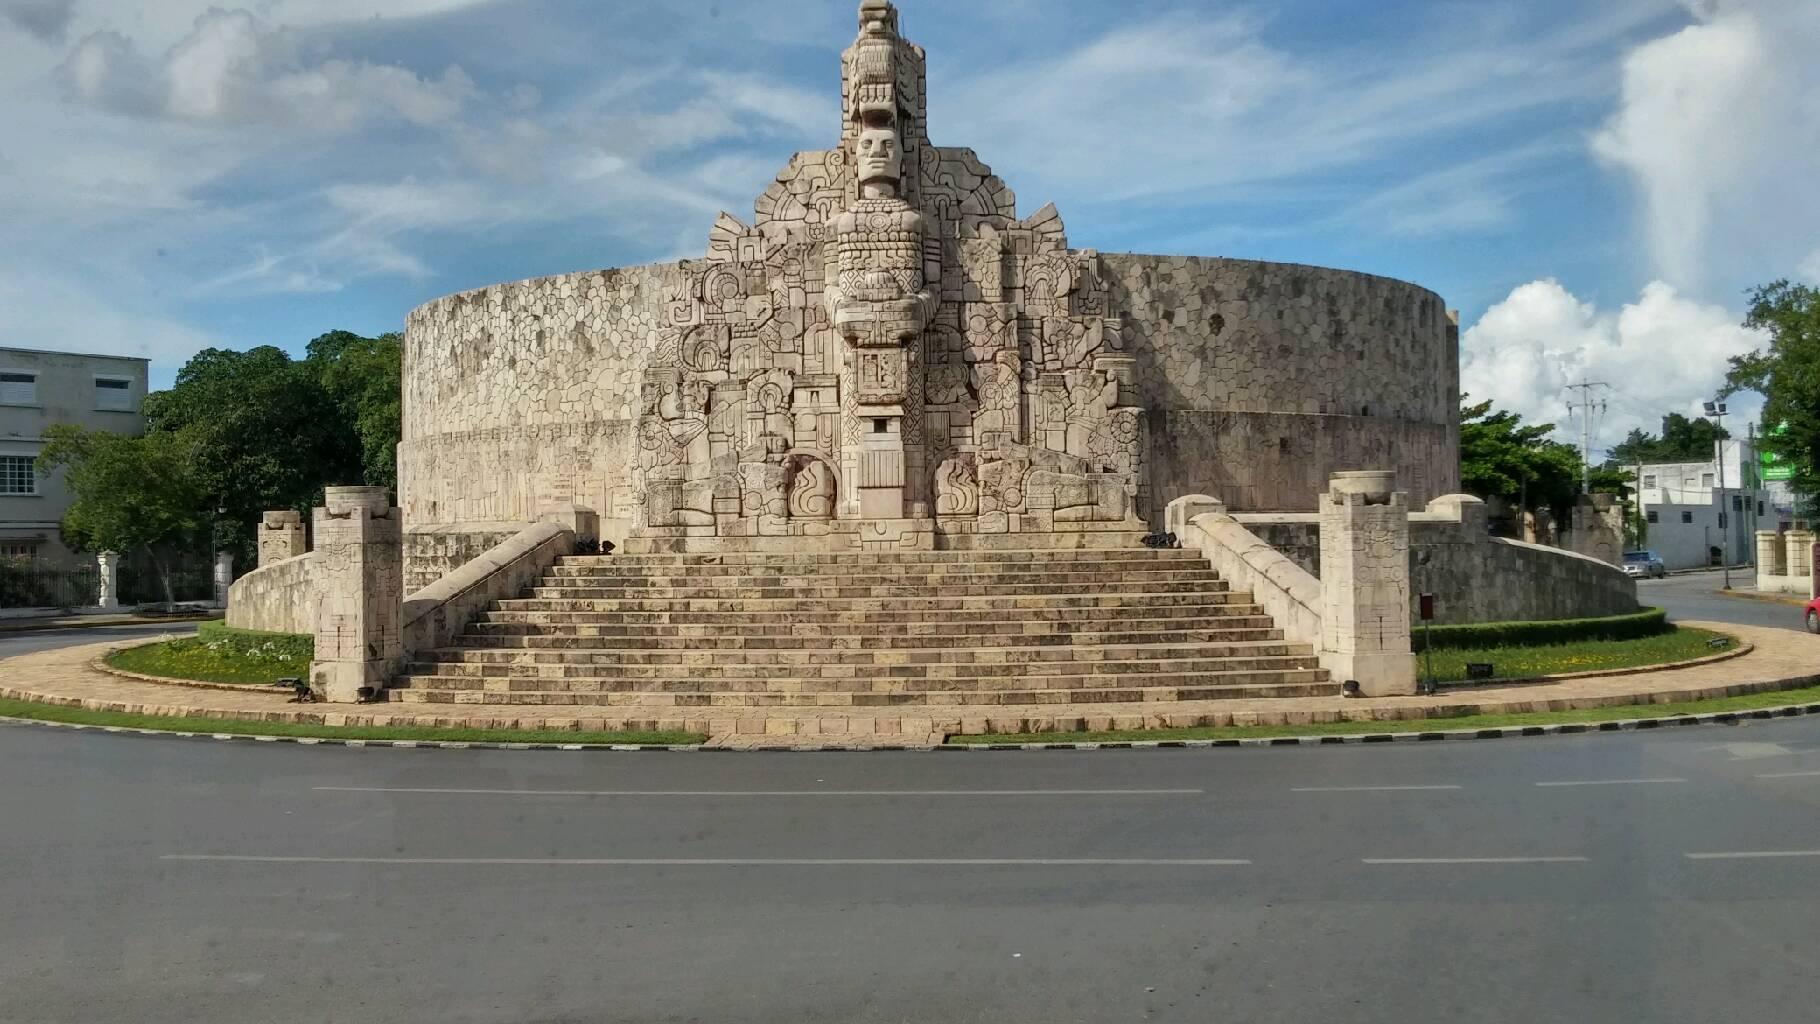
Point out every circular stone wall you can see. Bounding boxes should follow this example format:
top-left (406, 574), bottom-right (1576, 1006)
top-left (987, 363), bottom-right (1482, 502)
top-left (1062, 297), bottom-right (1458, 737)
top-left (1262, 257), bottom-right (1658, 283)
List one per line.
top-left (399, 254), bottom-right (1457, 537)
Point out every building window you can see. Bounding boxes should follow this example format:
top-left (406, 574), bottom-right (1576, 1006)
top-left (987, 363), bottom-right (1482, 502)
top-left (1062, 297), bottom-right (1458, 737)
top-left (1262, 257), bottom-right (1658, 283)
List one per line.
top-left (1681, 510), bottom-right (1693, 524)
top-left (0, 455), bottom-right (37, 495)
top-left (1646, 510), bottom-right (1659, 524)
top-left (94, 377), bottom-right (133, 411)
top-left (1759, 500), bottom-right (1766, 516)
top-left (0, 372), bottom-right (35, 405)
top-left (0, 541), bottom-right (36, 562)
top-left (1642, 474), bottom-right (1657, 488)
top-left (1701, 473), bottom-right (1715, 487)
top-left (1732, 494), bottom-right (1743, 511)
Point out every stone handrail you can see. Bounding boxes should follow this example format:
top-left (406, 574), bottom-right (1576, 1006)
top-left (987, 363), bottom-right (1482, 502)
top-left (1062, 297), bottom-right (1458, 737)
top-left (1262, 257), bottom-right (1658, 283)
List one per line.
top-left (401, 521), bottom-right (575, 661)
top-left (1182, 512), bottom-right (1323, 649)
top-left (224, 551), bottom-right (318, 635)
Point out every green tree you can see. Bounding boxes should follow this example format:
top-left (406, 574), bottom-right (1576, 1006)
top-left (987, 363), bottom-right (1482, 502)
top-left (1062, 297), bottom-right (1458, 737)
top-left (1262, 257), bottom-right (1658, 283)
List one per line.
top-left (1607, 414), bottom-right (1729, 465)
top-left (305, 330), bottom-right (402, 491)
top-left (142, 346), bottom-right (363, 563)
top-left (1460, 398), bottom-right (1630, 526)
top-left (36, 426), bottom-right (205, 604)
top-left (1723, 279), bottom-right (1820, 515)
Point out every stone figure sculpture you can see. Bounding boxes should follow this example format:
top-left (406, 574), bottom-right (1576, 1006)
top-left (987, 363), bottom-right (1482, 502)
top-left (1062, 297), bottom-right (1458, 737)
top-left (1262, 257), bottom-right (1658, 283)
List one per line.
top-left (628, 0), bottom-right (1146, 546)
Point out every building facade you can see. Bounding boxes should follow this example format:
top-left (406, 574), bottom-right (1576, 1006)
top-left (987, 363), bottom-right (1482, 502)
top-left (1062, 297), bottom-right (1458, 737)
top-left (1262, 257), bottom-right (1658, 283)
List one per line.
top-left (1635, 439), bottom-right (1770, 570)
top-left (0, 347), bottom-right (150, 568)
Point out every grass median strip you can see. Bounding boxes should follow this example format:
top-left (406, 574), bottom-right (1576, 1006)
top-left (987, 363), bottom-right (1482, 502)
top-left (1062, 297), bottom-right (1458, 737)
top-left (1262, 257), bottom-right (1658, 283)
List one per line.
top-left (103, 622), bottom-right (311, 686)
top-left (0, 697), bottom-right (705, 746)
top-left (1422, 627), bottom-right (1732, 683)
top-left (947, 682), bottom-right (1820, 744)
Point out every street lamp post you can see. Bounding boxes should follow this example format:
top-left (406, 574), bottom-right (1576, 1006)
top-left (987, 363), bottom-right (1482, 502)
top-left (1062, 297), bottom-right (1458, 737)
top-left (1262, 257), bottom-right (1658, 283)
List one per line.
top-left (1704, 401), bottom-right (1730, 591)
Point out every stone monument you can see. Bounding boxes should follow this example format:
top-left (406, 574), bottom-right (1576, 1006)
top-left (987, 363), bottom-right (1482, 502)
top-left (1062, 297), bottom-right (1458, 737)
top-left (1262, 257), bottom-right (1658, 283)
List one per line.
top-left (626, 0), bottom-right (1145, 550)
top-left (1318, 471), bottom-right (1417, 696)
top-left (308, 486), bottom-right (403, 702)
top-left (258, 510), bottom-right (307, 567)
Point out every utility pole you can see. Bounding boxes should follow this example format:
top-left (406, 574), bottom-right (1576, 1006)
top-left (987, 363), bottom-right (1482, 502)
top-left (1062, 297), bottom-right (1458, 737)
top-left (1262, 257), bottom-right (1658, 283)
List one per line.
top-left (1565, 378), bottom-right (1612, 493)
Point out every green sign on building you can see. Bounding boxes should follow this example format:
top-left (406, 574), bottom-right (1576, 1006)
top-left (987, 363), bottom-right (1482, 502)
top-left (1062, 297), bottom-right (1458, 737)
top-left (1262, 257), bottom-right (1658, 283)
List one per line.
top-left (1762, 420), bottom-right (1796, 481)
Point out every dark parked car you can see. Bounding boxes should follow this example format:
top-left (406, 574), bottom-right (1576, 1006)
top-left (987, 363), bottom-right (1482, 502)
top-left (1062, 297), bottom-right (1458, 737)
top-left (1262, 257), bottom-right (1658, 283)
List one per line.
top-left (1622, 550), bottom-right (1667, 579)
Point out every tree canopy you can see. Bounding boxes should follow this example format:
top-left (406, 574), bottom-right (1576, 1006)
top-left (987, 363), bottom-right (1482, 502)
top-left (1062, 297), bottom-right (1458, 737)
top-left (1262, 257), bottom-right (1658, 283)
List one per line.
top-left (1607, 413), bottom-right (1730, 466)
top-left (1459, 397), bottom-right (1629, 520)
top-left (1722, 280), bottom-right (1820, 514)
top-left (36, 426), bottom-right (206, 602)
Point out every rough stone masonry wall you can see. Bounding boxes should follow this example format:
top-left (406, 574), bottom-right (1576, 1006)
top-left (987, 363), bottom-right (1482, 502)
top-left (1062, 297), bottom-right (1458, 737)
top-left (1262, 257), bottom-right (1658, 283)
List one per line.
top-left (400, 254), bottom-right (1458, 537)
top-left (1238, 517), bottom-right (1637, 625)
top-left (403, 523), bottom-right (531, 594)
top-left (399, 263), bottom-right (683, 542)
top-left (224, 552), bottom-right (317, 635)
top-left (1100, 255), bottom-right (1458, 516)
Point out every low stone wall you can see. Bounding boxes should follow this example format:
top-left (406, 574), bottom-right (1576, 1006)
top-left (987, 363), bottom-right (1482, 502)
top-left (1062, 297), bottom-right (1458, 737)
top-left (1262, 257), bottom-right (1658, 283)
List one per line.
top-left (1231, 497), bottom-right (1638, 625)
top-left (1181, 513), bottom-right (1322, 648)
top-left (401, 522), bottom-right (575, 662)
top-left (224, 552), bottom-right (316, 635)
top-left (405, 523), bottom-right (533, 593)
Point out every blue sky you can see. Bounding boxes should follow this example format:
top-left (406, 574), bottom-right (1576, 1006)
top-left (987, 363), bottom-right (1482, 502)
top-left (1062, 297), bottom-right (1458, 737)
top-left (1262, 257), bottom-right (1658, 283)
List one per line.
top-left (3, 0), bottom-right (1817, 456)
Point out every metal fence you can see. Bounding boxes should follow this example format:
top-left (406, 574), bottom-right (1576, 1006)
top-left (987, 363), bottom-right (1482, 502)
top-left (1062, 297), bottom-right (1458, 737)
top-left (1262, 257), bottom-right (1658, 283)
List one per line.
top-left (0, 558), bottom-right (216, 610)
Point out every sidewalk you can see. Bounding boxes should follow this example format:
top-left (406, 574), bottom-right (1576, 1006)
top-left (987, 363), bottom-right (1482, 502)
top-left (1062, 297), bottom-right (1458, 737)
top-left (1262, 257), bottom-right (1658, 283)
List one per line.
top-left (3, 622), bottom-right (1817, 747)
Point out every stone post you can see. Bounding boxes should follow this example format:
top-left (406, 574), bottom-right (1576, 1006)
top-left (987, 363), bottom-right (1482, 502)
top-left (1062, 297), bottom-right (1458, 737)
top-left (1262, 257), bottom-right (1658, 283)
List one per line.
top-left (212, 551), bottom-right (234, 606)
top-left (96, 551), bottom-right (120, 611)
top-left (1569, 493), bottom-right (1622, 566)
top-left (1788, 530), bottom-right (1816, 589)
top-left (258, 510), bottom-right (308, 566)
top-left (1756, 530), bottom-right (1786, 590)
top-left (309, 486), bottom-right (403, 703)
top-left (1318, 470), bottom-right (1417, 697)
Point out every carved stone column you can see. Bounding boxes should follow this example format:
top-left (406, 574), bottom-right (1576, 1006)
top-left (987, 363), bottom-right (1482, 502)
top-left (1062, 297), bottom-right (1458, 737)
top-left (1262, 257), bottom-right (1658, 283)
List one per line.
top-left (309, 486), bottom-right (403, 703)
top-left (259, 510), bottom-right (307, 566)
top-left (212, 552), bottom-right (234, 606)
top-left (96, 551), bottom-right (119, 611)
top-left (1318, 470), bottom-right (1417, 697)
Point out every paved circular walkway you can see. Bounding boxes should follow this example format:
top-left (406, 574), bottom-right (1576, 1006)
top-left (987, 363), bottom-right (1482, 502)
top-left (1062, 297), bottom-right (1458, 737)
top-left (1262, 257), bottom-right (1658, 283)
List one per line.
top-left (3, 622), bottom-right (1816, 747)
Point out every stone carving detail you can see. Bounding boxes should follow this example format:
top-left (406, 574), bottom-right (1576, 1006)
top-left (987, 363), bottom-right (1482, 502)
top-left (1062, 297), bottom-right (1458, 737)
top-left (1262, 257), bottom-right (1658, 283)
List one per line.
top-left (628, 0), bottom-right (1146, 544)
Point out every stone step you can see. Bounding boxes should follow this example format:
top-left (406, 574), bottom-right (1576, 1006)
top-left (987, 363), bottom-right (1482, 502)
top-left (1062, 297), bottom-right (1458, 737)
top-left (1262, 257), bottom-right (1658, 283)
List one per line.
top-left (404, 653), bottom-right (1321, 683)
top-left (492, 592), bottom-right (1253, 615)
top-left (432, 637), bottom-right (1311, 663)
top-left (463, 623), bottom-right (1286, 647)
top-left (394, 668), bottom-right (1328, 694)
top-left (542, 557), bottom-right (1208, 580)
top-left (526, 570), bottom-right (1224, 591)
top-left (527, 579), bottom-right (1220, 600)
top-left (478, 602), bottom-right (1259, 626)
top-left (614, 534), bottom-right (1162, 557)
top-left (385, 678), bottom-right (1338, 707)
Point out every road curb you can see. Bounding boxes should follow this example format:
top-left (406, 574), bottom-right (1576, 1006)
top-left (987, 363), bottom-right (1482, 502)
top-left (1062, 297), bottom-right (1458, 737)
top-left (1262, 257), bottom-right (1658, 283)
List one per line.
top-left (6, 701), bottom-right (1820, 752)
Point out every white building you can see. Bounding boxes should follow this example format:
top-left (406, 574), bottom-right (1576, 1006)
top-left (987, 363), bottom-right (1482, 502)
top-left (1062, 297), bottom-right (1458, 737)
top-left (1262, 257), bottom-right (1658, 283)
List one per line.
top-left (1634, 439), bottom-right (1771, 571)
top-left (0, 347), bottom-right (150, 568)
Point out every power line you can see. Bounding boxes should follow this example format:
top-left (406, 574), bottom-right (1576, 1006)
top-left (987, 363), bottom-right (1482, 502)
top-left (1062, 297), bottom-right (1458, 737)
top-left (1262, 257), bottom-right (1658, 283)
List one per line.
top-left (1565, 378), bottom-right (1613, 493)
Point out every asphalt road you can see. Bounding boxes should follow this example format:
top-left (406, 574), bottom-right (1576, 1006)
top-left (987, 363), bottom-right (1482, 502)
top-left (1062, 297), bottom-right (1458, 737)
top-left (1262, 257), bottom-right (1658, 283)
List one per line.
top-left (5, 719), bottom-right (1820, 1023)
top-left (1638, 569), bottom-right (1810, 632)
top-left (0, 623), bottom-right (198, 657)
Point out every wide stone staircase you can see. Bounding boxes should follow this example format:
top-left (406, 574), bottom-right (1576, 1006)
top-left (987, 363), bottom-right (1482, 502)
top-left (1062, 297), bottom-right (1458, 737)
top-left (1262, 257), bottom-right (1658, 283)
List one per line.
top-left (387, 547), bottom-right (1337, 708)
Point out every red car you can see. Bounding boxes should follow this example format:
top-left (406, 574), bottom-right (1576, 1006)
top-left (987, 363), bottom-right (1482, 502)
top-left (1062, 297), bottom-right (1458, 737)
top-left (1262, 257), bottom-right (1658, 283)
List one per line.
top-left (1809, 595), bottom-right (1820, 634)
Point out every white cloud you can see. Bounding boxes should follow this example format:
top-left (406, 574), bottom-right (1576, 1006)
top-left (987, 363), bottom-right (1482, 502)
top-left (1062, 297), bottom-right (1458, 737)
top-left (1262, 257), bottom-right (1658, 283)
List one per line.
top-left (60, 8), bottom-right (476, 131)
top-left (1592, 0), bottom-right (1820, 291)
top-left (1461, 278), bottom-right (1765, 448)
top-left (1800, 249), bottom-right (1820, 285)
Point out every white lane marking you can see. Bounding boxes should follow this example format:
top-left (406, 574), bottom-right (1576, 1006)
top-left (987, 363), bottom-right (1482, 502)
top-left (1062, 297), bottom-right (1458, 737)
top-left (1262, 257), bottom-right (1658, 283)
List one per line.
top-left (312, 786), bottom-right (1204, 797)
top-left (1755, 770), bottom-right (1820, 779)
top-left (161, 855), bottom-right (1249, 866)
top-left (1685, 850), bottom-right (1820, 860)
top-left (1533, 778), bottom-right (1686, 788)
top-left (1362, 857), bottom-right (1589, 865)
top-left (1291, 785), bottom-right (1462, 793)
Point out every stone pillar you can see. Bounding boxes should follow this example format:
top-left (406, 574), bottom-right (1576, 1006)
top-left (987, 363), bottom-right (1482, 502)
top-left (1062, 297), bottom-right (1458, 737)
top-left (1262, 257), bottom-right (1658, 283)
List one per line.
top-left (258, 510), bottom-right (307, 566)
top-left (212, 552), bottom-right (234, 606)
top-left (1789, 530), bottom-right (1816, 586)
top-left (1569, 493), bottom-right (1622, 566)
top-left (1164, 493), bottom-right (1225, 540)
top-left (1318, 470), bottom-right (1417, 697)
top-left (96, 551), bottom-right (120, 611)
top-left (1756, 530), bottom-right (1786, 588)
top-left (309, 486), bottom-right (403, 703)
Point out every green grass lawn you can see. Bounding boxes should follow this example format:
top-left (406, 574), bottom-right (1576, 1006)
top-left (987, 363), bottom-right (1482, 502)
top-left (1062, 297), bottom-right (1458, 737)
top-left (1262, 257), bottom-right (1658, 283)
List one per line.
top-left (947, 682), bottom-right (1820, 744)
top-left (1422, 626), bottom-right (1734, 684)
top-left (0, 697), bottom-right (706, 746)
top-left (105, 627), bottom-right (312, 685)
